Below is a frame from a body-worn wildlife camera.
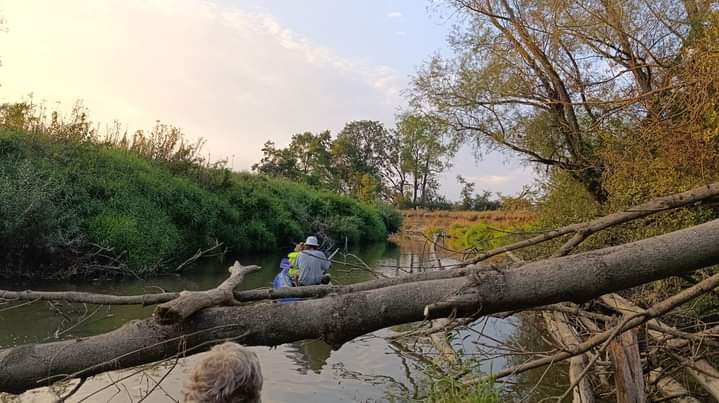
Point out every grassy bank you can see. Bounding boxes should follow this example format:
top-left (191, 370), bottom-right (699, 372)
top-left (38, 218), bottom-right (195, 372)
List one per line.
top-left (395, 209), bottom-right (535, 255)
top-left (0, 128), bottom-right (400, 279)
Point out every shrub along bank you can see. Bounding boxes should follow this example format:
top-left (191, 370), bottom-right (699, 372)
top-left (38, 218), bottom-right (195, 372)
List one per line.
top-left (0, 129), bottom-right (398, 279)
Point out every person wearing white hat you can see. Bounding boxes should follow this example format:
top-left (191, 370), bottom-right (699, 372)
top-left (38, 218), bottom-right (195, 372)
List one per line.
top-left (294, 235), bottom-right (331, 286)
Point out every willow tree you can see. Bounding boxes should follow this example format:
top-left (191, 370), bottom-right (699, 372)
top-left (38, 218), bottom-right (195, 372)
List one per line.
top-left (413, 0), bottom-right (713, 202)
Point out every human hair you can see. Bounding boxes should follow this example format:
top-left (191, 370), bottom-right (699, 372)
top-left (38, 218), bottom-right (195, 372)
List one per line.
top-left (183, 342), bottom-right (263, 403)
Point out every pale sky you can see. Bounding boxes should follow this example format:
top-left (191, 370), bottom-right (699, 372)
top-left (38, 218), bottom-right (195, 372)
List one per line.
top-left (0, 0), bottom-right (535, 200)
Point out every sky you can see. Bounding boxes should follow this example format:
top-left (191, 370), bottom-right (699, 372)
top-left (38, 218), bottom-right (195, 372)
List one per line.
top-left (0, 0), bottom-right (535, 200)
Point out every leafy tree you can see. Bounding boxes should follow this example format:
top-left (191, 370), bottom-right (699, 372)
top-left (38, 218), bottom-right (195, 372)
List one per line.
top-left (457, 175), bottom-right (476, 210)
top-left (286, 131), bottom-right (334, 187)
top-left (252, 141), bottom-right (299, 179)
top-left (473, 190), bottom-right (500, 211)
top-left (331, 120), bottom-right (392, 200)
top-left (396, 114), bottom-right (456, 206)
top-left (457, 175), bottom-right (500, 211)
top-left (252, 131), bottom-right (334, 187)
top-left (413, 0), bottom-right (713, 202)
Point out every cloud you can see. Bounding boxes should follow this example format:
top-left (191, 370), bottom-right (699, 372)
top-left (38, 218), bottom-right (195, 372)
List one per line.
top-left (386, 11), bottom-right (403, 18)
top-left (465, 175), bottom-right (511, 184)
top-left (0, 0), bottom-right (404, 170)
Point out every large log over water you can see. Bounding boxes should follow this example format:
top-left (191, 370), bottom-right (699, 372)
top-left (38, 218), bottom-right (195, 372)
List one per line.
top-left (1, 219), bottom-right (719, 394)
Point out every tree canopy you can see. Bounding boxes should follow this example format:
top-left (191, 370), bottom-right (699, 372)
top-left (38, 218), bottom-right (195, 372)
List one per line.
top-left (413, 0), bottom-right (716, 203)
top-left (252, 117), bottom-right (457, 207)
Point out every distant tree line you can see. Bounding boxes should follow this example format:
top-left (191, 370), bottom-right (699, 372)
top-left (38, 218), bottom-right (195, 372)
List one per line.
top-left (252, 114), bottom-right (458, 209)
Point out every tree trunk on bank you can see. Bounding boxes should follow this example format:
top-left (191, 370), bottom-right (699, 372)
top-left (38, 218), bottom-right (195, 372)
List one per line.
top-left (1, 219), bottom-right (719, 394)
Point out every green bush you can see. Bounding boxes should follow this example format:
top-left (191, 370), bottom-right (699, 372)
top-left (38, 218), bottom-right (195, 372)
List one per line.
top-left (0, 129), bottom-right (399, 278)
top-left (376, 203), bottom-right (403, 233)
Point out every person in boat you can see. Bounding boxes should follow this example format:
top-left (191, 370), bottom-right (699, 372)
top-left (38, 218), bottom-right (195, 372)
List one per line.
top-left (294, 235), bottom-right (331, 286)
top-left (287, 242), bottom-right (304, 284)
top-left (183, 341), bottom-right (263, 403)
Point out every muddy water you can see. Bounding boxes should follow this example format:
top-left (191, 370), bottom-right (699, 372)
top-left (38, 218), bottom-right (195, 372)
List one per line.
top-left (0, 242), bottom-right (565, 402)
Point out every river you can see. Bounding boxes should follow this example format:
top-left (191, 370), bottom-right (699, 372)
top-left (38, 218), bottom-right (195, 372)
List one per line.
top-left (0, 242), bottom-right (566, 402)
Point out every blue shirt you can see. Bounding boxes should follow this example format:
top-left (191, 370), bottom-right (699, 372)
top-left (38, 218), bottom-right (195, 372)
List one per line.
top-left (296, 249), bottom-right (330, 285)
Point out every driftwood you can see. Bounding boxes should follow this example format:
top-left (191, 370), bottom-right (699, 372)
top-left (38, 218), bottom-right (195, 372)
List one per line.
top-left (684, 359), bottom-right (719, 401)
top-left (429, 319), bottom-right (461, 367)
top-left (649, 368), bottom-right (701, 403)
top-left (475, 262), bottom-right (719, 382)
top-left (602, 293), bottom-right (719, 400)
top-left (2, 219), bottom-right (719, 393)
top-left (0, 263), bottom-right (478, 307)
top-left (609, 329), bottom-right (646, 403)
top-left (153, 261), bottom-right (259, 324)
top-left (542, 311), bottom-right (596, 403)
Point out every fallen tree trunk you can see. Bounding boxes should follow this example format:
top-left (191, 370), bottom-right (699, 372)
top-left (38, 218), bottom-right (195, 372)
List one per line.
top-left (1, 218), bottom-right (719, 394)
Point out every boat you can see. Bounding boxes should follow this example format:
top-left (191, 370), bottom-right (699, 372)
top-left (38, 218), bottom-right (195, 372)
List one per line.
top-left (272, 249), bottom-right (338, 301)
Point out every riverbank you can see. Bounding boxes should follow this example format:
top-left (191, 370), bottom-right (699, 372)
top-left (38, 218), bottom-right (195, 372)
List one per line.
top-left (0, 127), bottom-right (400, 279)
top-left (394, 209), bottom-right (536, 254)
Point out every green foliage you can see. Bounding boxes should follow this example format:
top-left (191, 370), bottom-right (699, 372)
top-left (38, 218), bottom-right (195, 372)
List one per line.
top-left (376, 203), bottom-right (403, 234)
top-left (396, 113), bottom-right (456, 206)
top-left (0, 158), bottom-right (80, 274)
top-left (445, 222), bottom-right (524, 253)
top-left (0, 124), bottom-right (397, 278)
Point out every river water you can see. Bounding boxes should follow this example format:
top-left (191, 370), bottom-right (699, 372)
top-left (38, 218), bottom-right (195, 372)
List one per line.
top-left (0, 242), bottom-right (566, 402)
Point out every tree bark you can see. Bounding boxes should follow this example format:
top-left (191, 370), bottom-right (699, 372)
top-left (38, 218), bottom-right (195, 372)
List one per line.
top-left (153, 261), bottom-right (259, 324)
top-left (1, 218), bottom-right (719, 394)
top-left (649, 368), bottom-right (701, 403)
top-left (609, 329), bottom-right (646, 403)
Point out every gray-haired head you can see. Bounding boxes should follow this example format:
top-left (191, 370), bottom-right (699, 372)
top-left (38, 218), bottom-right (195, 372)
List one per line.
top-left (184, 342), bottom-right (263, 403)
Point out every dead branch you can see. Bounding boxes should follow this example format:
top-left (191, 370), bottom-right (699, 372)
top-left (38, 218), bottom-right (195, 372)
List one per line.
top-left (649, 368), bottom-right (701, 403)
top-left (542, 311), bottom-right (596, 403)
top-left (475, 265), bottom-right (719, 382)
top-left (172, 241), bottom-right (224, 273)
top-left (602, 293), bottom-right (719, 400)
top-left (0, 289), bottom-right (176, 306)
top-left (153, 261), bottom-right (260, 324)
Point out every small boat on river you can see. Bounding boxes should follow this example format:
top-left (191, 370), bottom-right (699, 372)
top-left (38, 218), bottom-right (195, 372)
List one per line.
top-left (272, 249), bottom-right (338, 292)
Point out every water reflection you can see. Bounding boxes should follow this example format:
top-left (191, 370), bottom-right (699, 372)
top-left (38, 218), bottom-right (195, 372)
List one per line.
top-left (285, 340), bottom-right (332, 374)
